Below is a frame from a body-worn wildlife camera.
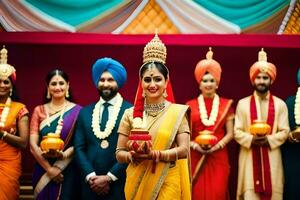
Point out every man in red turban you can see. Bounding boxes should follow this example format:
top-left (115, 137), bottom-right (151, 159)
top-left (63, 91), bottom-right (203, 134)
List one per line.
top-left (234, 48), bottom-right (289, 200)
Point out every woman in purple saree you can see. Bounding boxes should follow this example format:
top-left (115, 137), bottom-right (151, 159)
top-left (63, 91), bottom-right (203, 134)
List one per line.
top-left (30, 70), bottom-right (81, 200)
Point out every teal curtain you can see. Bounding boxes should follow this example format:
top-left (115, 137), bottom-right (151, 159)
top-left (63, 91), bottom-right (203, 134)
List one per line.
top-left (192, 0), bottom-right (290, 28)
top-left (23, 0), bottom-right (124, 26)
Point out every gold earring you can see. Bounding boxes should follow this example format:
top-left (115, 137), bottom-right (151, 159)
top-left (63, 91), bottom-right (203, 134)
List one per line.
top-left (65, 90), bottom-right (69, 98)
top-left (9, 88), bottom-right (12, 96)
top-left (142, 90), bottom-right (146, 98)
top-left (47, 90), bottom-right (51, 99)
top-left (163, 89), bottom-right (168, 98)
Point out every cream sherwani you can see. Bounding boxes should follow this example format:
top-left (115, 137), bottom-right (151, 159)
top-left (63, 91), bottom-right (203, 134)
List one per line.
top-left (234, 92), bottom-right (290, 200)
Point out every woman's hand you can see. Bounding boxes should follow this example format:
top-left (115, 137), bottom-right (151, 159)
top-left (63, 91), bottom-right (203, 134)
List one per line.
top-left (130, 151), bottom-right (151, 164)
top-left (47, 166), bottom-right (63, 183)
top-left (206, 144), bottom-right (220, 154)
top-left (194, 144), bottom-right (210, 155)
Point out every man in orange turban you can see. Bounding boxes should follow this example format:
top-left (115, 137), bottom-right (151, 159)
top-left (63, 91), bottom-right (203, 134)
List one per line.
top-left (234, 48), bottom-right (289, 200)
top-left (249, 48), bottom-right (277, 85)
top-left (194, 47), bottom-right (222, 86)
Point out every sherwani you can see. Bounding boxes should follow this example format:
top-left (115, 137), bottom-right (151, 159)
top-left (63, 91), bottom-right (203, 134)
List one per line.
top-left (234, 92), bottom-right (290, 200)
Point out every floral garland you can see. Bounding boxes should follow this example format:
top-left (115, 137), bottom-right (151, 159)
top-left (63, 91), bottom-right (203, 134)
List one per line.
top-left (92, 93), bottom-right (123, 139)
top-left (0, 97), bottom-right (11, 128)
top-left (295, 87), bottom-right (300, 125)
top-left (198, 94), bottom-right (219, 126)
top-left (46, 101), bottom-right (67, 134)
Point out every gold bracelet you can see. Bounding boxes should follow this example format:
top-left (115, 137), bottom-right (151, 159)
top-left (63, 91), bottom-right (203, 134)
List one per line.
top-left (115, 147), bottom-right (128, 155)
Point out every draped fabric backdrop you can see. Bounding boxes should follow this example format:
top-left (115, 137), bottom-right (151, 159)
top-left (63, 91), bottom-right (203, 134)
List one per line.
top-left (0, 32), bottom-right (299, 199)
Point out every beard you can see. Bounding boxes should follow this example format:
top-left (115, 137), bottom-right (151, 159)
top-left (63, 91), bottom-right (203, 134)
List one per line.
top-left (98, 87), bottom-right (118, 101)
top-left (254, 83), bottom-right (270, 94)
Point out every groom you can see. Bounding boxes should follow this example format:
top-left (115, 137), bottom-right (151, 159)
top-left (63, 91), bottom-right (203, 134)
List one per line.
top-left (74, 57), bottom-right (132, 199)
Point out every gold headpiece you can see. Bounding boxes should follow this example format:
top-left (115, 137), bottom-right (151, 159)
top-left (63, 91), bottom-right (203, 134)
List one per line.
top-left (206, 47), bottom-right (213, 60)
top-left (258, 48), bottom-right (267, 62)
top-left (258, 48), bottom-right (268, 73)
top-left (143, 32), bottom-right (167, 65)
top-left (0, 46), bottom-right (16, 79)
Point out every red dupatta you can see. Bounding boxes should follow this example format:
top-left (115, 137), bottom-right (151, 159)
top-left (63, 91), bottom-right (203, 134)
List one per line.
top-left (250, 94), bottom-right (274, 200)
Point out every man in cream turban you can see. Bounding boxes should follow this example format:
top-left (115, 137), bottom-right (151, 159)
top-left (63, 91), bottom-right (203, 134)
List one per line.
top-left (74, 57), bottom-right (132, 200)
top-left (234, 49), bottom-right (289, 200)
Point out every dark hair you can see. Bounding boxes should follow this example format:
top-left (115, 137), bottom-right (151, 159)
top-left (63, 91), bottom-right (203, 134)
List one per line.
top-left (139, 62), bottom-right (169, 80)
top-left (9, 77), bottom-right (19, 101)
top-left (44, 69), bottom-right (73, 103)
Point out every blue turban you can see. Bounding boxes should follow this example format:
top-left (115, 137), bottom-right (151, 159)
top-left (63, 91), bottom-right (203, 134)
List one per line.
top-left (297, 68), bottom-right (300, 86)
top-left (92, 57), bottom-right (127, 88)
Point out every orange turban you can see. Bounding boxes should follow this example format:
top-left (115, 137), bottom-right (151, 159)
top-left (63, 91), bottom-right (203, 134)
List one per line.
top-left (194, 47), bottom-right (222, 85)
top-left (249, 48), bottom-right (277, 84)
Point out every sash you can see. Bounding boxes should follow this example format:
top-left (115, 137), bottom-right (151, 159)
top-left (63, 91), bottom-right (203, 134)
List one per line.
top-left (192, 98), bottom-right (232, 182)
top-left (250, 95), bottom-right (274, 200)
top-left (34, 104), bottom-right (81, 198)
top-left (125, 104), bottom-right (190, 200)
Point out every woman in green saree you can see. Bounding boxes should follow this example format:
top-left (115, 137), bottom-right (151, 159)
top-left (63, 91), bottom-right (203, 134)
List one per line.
top-left (116, 34), bottom-right (191, 200)
top-left (30, 69), bottom-right (81, 200)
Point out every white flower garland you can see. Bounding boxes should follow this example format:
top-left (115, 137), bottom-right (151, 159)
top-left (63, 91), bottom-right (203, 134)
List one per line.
top-left (54, 104), bottom-right (66, 134)
top-left (198, 94), bottom-right (219, 126)
top-left (92, 93), bottom-right (123, 139)
top-left (294, 87), bottom-right (300, 125)
top-left (0, 97), bottom-right (11, 128)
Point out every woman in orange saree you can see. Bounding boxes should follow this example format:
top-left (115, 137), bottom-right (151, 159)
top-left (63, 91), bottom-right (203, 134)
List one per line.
top-left (116, 33), bottom-right (191, 200)
top-left (187, 48), bottom-right (234, 200)
top-left (0, 46), bottom-right (29, 200)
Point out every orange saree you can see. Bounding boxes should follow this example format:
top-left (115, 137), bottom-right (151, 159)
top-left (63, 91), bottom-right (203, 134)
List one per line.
top-left (0, 102), bottom-right (28, 200)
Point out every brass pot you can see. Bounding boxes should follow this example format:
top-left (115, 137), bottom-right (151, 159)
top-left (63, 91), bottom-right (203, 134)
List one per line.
top-left (249, 120), bottom-right (271, 136)
top-left (40, 133), bottom-right (64, 153)
top-left (195, 130), bottom-right (218, 150)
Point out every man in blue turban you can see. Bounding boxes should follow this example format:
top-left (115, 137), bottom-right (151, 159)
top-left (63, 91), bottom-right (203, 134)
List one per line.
top-left (74, 57), bottom-right (132, 200)
top-left (282, 68), bottom-right (300, 200)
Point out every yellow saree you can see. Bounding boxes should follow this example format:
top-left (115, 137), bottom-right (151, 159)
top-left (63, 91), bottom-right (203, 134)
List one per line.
top-left (125, 104), bottom-right (191, 200)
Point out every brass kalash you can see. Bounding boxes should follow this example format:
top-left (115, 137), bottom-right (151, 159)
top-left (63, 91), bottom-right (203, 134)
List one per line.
top-left (195, 130), bottom-right (218, 150)
top-left (40, 114), bottom-right (65, 158)
top-left (249, 120), bottom-right (271, 136)
top-left (127, 32), bottom-right (167, 154)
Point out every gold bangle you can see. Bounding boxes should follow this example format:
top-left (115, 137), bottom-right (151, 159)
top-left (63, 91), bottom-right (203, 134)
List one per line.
top-left (115, 147), bottom-right (128, 155)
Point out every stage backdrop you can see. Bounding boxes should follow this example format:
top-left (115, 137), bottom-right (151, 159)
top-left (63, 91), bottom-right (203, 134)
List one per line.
top-left (0, 33), bottom-right (299, 198)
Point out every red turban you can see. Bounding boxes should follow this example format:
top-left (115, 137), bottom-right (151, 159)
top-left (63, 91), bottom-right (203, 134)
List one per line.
top-left (249, 48), bottom-right (277, 84)
top-left (194, 48), bottom-right (222, 85)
